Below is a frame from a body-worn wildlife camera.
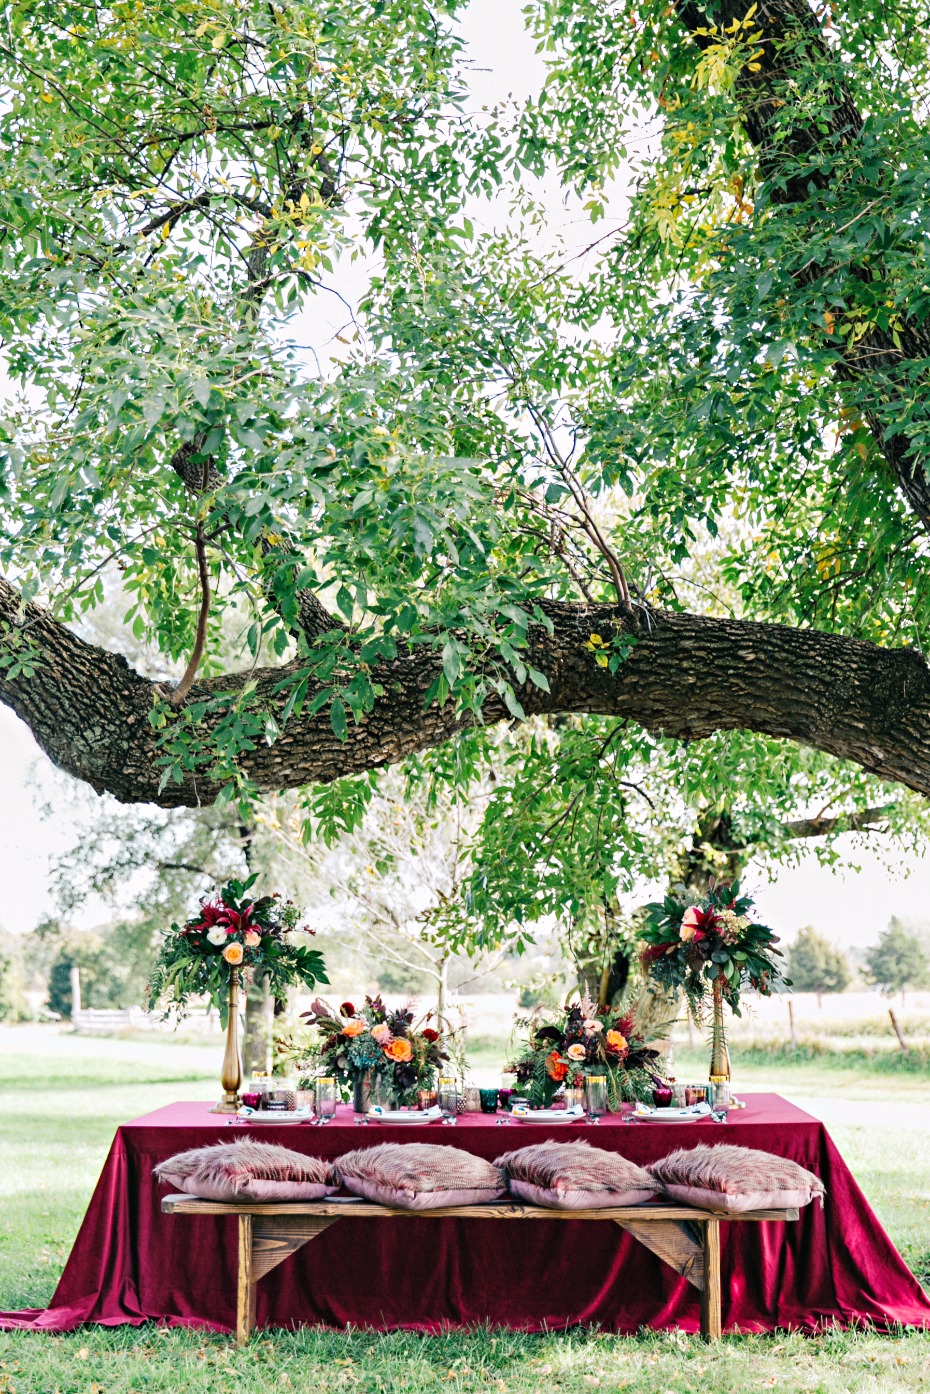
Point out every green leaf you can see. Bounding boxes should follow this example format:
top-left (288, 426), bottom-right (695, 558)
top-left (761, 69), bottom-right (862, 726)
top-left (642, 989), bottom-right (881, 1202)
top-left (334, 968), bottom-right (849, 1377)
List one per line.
top-left (330, 698), bottom-right (348, 741)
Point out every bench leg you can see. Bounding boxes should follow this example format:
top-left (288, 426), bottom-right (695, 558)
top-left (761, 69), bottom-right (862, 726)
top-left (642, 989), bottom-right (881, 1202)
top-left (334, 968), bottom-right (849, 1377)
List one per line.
top-left (236, 1214), bottom-right (256, 1345)
top-left (699, 1219), bottom-right (721, 1342)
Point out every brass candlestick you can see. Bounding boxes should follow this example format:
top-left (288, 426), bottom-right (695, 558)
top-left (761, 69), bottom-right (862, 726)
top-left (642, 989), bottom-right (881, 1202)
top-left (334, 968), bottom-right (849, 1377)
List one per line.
top-left (210, 968), bottom-right (242, 1114)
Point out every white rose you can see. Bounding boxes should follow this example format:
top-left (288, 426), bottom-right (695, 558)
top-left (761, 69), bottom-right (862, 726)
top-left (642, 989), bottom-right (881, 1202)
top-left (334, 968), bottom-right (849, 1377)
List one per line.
top-left (207, 926), bottom-right (227, 946)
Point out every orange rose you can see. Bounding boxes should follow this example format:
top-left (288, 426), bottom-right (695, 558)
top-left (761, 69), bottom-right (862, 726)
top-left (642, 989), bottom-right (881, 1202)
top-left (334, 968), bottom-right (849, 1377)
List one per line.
top-left (545, 1049), bottom-right (569, 1082)
top-left (605, 1030), bottom-right (628, 1053)
top-left (385, 1038), bottom-right (413, 1062)
top-left (222, 942), bottom-right (244, 966)
top-left (343, 1020), bottom-right (365, 1038)
top-left (679, 906), bottom-right (701, 942)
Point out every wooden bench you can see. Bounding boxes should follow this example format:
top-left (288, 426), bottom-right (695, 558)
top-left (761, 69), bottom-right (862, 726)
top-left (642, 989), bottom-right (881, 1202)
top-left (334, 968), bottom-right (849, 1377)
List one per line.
top-left (162, 1193), bottom-right (799, 1344)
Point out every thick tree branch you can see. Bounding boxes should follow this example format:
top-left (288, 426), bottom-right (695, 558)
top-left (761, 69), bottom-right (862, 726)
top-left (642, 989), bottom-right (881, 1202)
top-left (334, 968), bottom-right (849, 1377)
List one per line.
top-left (167, 523), bottom-right (211, 706)
top-left (2, 579), bottom-right (930, 805)
top-left (781, 805), bottom-right (893, 839)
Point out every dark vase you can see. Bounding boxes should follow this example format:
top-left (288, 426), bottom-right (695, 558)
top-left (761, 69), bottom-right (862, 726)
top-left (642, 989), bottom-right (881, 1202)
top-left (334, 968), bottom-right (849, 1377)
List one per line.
top-left (352, 1071), bottom-right (372, 1114)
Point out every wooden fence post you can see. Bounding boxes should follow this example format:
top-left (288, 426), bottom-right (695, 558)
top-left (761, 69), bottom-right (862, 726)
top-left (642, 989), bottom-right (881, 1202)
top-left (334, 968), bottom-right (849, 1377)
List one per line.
top-left (788, 999), bottom-right (798, 1050)
top-left (888, 1010), bottom-right (909, 1053)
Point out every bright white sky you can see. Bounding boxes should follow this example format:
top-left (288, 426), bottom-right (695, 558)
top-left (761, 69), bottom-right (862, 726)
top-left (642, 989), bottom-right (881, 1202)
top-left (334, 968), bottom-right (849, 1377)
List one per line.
top-left (2, 0), bottom-right (930, 951)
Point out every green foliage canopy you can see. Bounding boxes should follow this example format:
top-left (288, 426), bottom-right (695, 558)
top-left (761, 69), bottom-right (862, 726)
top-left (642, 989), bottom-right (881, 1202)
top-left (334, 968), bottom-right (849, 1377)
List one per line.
top-left (2, 0), bottom-right (930, 953)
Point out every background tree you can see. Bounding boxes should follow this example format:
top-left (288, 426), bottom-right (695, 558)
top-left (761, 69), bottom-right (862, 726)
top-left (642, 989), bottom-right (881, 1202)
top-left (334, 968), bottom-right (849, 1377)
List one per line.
top-left (45, 931), bottom-right (131, 1018)
top-left (0, 929), bottom-right (30, 1022)
top-left (787, 927), bottom-right (852, 1008)
top-left (260, 765), bottom-right (511, 1023)
top-left (865, 919), bottom-right (930, 1004)
top-left (42, 747), bottom-right (514, 1021)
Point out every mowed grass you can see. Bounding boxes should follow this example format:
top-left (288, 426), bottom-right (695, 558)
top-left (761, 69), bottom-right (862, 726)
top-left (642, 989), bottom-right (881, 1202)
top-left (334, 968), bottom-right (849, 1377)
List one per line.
top-left (1, 1027), bottom-right (930, 1394)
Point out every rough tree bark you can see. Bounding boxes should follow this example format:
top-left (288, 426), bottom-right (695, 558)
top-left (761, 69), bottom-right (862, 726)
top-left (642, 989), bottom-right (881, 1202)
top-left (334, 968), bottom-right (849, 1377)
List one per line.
top-left (2, 577), bottom-right (930, 805)
top-left (674, 0), bottom-right (930, 531)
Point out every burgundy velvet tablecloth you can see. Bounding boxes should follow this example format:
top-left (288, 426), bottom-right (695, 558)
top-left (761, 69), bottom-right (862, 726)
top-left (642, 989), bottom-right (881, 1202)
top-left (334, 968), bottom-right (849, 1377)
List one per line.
top-left (3, 1094), bottom-right (928, 1336)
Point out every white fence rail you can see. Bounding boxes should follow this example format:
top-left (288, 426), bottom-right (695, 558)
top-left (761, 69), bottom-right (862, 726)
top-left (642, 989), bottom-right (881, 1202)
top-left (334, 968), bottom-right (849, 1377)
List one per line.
top-left (71, 1006), bottom-right (156, 1032)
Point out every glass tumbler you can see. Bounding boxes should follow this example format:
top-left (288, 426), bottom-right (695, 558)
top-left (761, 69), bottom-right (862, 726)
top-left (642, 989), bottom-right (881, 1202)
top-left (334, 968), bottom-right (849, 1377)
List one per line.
top-left (438, 1076), bottom-right (458, 1124)
top-left (585, 1074), bottom-right (608, 1122)
top-left (315, 1076), bottom-right (338, 1122)
top-left (479, 1088), bottom-right (499, 1114)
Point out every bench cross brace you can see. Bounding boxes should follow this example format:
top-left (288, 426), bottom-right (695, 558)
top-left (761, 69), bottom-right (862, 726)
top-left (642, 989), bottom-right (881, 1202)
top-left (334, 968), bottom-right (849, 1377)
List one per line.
top-left (236, 1215), bottom-right (338, 1344)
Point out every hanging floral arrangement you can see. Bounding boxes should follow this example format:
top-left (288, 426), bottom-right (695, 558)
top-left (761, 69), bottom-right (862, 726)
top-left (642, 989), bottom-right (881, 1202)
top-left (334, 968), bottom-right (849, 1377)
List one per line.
top-left (638, 880), bottom-right (788, 1016)
top-left (147, 876), bottom-right (327, 1024)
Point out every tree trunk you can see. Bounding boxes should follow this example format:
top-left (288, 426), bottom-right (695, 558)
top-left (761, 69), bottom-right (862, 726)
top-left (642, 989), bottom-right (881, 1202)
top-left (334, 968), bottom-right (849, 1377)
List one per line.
top-left (675, 805), bottom-right (893, 898)
top-left (677, 812), bottom-right (746, 893)
top-left (437, 954), bottom-right (449, 1027)
top-left (4, 582), bottom-right (930, 804)
top-left (242, 973), bottom-right (273, 1078)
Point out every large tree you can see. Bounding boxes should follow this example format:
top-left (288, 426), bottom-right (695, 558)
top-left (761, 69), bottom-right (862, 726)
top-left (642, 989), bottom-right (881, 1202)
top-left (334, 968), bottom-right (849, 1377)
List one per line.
top-left (3, 0), bottom-right (930, 823)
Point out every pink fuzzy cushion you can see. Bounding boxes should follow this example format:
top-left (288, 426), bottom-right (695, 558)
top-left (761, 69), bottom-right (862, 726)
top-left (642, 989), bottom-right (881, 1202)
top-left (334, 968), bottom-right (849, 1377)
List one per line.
top-left (335, 1143), bottom-right (506, 1210)
top-left (508, 1178), bottom-right (655, 1210)
top-left (649, 1144), bottom-right (825, 1215)
top-left (154, 1139), bottom-right (337, 1203)
top-left (341, 1177), bottom-right (504, 1210)
top-left (495, 1141), bottom-right (656, 1209)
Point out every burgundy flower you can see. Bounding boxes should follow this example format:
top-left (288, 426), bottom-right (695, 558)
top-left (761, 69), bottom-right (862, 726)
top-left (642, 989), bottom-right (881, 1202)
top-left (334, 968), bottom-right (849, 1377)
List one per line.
top-left (421, 1028), bottom-right (440, 1043)
top-left (340, 1001), bottom-right (356, 1018)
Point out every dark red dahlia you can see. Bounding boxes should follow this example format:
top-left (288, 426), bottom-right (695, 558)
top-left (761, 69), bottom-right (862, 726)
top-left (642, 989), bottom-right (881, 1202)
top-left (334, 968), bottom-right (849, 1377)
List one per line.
top-left (340, 1001), bottom-right (356, 1017)
top-left (421, 1028), bottom-right (440, 1043)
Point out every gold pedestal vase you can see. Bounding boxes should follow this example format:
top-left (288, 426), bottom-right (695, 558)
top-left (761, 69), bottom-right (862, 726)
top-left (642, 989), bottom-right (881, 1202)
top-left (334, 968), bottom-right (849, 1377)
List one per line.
top-left (210, 968), bottom-right (242, 1114)
top-left (708, 972), bottom-right (731, 1095)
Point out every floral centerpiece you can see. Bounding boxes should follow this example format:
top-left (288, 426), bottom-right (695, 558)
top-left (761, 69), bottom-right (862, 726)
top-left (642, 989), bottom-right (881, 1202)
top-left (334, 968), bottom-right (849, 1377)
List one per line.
top-left (509, 990), bottom-right (665, 1109)
top-left (148, 876), bottom-right (327, 1112)
top-left (639, 879), bottom-right (788, 1084)
top-left (300, 995), bottom-right (448, 1110)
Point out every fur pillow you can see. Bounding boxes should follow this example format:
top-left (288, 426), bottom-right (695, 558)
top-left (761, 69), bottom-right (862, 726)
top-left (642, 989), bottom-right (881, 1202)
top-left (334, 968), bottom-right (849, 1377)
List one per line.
top-left (649, 1143), bottom-right (825, 1214)
top-left (335, 1143), bottom-right (506, 1210)
top-left (154, 1139), bottom-right (337, 1202)
top-left (495, 1141), bottom-right (656, 1209)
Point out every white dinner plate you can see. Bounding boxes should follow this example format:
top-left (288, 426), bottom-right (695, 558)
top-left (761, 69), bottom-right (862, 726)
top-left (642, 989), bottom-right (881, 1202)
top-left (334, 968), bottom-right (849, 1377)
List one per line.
top-left (632, 1106), bottom-right (709, 1123)
top-left (236, 1108), bottom-right (314, 1124)
top-left (369, 1107), bottom-right (443, 1124)
top-left (513, 1108), bottom-right (585, 1124)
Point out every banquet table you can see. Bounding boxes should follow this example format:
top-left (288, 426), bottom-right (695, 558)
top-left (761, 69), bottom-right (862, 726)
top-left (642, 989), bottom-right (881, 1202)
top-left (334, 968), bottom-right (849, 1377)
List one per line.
top-left (2, 1093), bottom-right (929, 1336)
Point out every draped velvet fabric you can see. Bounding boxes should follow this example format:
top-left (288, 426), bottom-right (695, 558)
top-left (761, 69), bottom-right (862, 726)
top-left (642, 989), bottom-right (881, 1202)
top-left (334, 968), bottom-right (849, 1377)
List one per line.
top-left (2, 1094), bottom-right (928, 1335)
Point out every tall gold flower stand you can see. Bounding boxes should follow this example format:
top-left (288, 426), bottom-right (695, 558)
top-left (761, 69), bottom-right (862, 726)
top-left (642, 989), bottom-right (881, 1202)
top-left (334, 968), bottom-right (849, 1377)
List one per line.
top-left (210, 969), bottom-right (242, 1114)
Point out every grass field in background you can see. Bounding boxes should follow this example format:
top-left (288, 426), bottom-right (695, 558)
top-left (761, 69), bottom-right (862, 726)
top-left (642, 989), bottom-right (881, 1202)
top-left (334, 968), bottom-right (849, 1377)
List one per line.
top-left (1, 1027), bottom-right (929, 1393)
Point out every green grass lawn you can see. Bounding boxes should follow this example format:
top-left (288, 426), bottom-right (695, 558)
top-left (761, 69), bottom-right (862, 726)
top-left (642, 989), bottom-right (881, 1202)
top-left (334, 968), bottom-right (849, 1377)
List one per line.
top-left (1, 1027), bottom-right (929, 1393)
